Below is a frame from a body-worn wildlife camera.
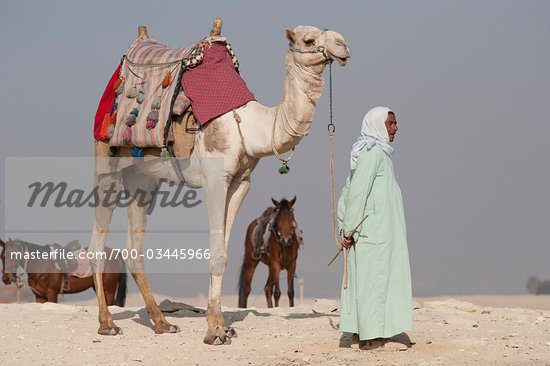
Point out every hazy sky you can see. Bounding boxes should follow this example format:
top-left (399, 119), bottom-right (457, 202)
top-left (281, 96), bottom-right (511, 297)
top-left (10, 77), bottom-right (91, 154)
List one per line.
top-left (1, 0), bottom-right (549, 301)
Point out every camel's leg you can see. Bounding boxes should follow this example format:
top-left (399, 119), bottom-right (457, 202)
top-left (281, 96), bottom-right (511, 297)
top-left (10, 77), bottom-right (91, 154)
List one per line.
top-left (203, 175), bottom-right (250, 344)
top-left (123, 169), bottom-right (180, 334)
top-left (286, 262), bottom-right (297, 307)
top-left (89, 193), bottom-right (122, 335)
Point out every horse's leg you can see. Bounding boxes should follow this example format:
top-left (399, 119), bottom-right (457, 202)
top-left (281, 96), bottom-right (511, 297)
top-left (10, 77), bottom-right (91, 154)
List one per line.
top-left (46, 273), bottom-right (60, 303)
top-left (89, 168), bottom-right (121, 335)
top-left (264, 267), bottom-right (275, 308)
top-left (123, 169), bottom-right (180, 334)
top-left (35, 296), bottom-right (47, 303)
top-left (203, 174), bottom-right (250, 344)
top-left (238, 219), bottom-right (259, 308)
top-left (286, 261), bottom-right (297, 307)
top-left (273, 263), bottom-right (282, 307)
top-left (240, 258), bottom-right (259, 308)
top-left (274, 281), bottom-right (281, 307)
top-left (102, 273), bottom-right (117, 306)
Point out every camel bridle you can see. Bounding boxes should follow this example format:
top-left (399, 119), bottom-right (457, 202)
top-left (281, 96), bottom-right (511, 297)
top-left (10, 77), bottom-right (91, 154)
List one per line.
top-left (288, 30), bottom-right (330, 61)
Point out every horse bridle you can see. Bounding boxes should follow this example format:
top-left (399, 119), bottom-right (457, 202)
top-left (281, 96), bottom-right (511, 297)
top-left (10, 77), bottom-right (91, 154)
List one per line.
top-left (271, 216), bottom-right (297, 247)
top-left (4, 241), bottom-right (29, 289)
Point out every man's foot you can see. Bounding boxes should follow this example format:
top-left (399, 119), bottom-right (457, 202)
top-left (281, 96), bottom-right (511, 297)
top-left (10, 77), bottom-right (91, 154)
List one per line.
top-left (360, 338), bottom-right (385, 350)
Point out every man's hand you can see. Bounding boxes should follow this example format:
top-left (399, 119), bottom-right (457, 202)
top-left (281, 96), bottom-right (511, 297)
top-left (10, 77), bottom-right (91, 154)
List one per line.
top-left (341, 230), bottom-right (354, 249)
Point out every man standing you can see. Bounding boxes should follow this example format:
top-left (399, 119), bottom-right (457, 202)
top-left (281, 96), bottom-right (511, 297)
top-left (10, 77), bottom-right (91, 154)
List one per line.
top-left (338, 106), bottom-right (412, 348)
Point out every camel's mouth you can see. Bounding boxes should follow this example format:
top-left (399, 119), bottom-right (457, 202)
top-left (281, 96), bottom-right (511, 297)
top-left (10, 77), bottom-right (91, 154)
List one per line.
top-left (334, 56), bottom-right (348, 66)
top-left (329, 53), bottom-right (349, 66)
top-left (327, 50), bottom-right (350, 66)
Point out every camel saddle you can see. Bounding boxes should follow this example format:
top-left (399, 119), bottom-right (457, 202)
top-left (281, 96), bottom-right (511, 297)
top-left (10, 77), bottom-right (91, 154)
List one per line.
top-left (97, 35), bottom-right (251, 149)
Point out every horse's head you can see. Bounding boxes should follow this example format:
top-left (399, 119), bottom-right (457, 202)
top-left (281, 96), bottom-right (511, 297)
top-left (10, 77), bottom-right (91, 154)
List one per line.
top-left (1, 239), bottom-right (20, 285)
top-left (271, 197), bottom-right (297, 247)
top-left (285, 26), bottom-right (350, 72)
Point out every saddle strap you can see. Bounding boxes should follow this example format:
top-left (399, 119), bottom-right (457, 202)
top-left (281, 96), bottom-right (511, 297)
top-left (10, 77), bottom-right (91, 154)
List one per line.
top-left (60, 273), bottom-right (70, 294)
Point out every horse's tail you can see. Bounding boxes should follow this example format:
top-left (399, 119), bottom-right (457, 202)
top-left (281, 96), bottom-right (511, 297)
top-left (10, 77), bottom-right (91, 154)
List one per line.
top-left (237, 256), bottom-right (248, 308)
top-left (115, 261), bottom-right (127, 307)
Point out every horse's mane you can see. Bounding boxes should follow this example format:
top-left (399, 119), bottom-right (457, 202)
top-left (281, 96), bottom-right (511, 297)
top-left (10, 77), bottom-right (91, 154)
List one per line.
top-left (278, 199), bottom-right (292, 220)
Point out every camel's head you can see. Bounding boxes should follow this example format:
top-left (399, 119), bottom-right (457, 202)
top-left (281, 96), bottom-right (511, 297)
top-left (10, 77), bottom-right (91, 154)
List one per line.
top-left (285, 26), bottom-right (350, 69)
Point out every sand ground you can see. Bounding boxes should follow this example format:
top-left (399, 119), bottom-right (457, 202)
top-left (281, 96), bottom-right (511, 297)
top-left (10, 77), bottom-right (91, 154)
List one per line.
top-left (1, 295), bottom-right (549, 365)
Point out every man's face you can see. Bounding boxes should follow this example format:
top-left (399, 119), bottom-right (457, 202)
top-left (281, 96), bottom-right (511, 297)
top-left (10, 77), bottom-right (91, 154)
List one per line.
top-left (385, 112), bottom-right (398, 142)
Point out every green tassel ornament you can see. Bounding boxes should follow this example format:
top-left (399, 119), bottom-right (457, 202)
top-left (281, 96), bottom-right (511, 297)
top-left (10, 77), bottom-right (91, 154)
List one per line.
top-left (160, 147), bottom-right (171, 162)
top-left (278, 162), bottom-right (290, 174)
top-left (107, 146), bottom-right (118, 157)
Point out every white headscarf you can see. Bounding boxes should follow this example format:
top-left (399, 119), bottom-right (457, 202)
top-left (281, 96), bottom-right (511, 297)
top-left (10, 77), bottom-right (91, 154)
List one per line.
top-left (350, 106), bottom-right (395, 170)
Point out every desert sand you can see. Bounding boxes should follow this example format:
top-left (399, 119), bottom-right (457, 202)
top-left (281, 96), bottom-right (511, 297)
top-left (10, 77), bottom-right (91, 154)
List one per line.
top-left (1, 295), bottom-right (550, 365)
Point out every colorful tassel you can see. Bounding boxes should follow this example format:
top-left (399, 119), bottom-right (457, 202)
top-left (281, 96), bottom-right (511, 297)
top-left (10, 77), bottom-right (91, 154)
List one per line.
top-left (114, 79), bottom-right (125, 95)
top-left (110, 110), bottom-right (117, 124)
top-left (98, 113), bottom-right (111, 140)
top-left (113, 77), bottom-right (124, 92)
top-left (127, 86), bottom-right (137, 98)
top-left (136, 88), bottom-right (146, 104)
top-left (131, 147), bottom-right (144, 159)
top-left (130, 108), bottom-right (139, 117)
top-left (151, 96), bottom-right (161, 109)
top-left (107, 146), bottom-right (118, 157)
top-left (110, 102), bottom-right (118, 116)
top-left (123, 126), bottom-right (132, 144)
top-left (162, 71), bottom-right (171, 88)
top-left (125, 114), bottom-right (136, 126)
top-left (107, 124), bottom-right (115, 139)
top-left (160, 147), bottom-right (170, 161)
top-left (145, 110), bottom-right (159, 130)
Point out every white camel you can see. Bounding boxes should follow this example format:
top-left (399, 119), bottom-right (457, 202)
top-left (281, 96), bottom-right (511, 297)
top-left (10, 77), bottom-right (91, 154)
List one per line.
top-left (89, 24), bottom-right (350, 345)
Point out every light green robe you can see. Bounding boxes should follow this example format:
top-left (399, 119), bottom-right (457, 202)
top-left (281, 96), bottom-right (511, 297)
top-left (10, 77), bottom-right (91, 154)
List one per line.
top-left (338, 145), bottom-right (412, 340)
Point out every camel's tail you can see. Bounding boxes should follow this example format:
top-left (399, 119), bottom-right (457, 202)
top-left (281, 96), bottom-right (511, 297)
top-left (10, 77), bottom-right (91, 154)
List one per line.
top-left (115, 261), bottom-right (127, 307)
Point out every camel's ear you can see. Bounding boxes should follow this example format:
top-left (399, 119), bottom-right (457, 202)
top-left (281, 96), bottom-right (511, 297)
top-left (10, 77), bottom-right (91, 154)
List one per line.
top-left (289, 196), bottom-right (296, 207)
top-left (271, 197), bottom-right (280, 208)
top-left (285, 28), bottom-right (296, 44)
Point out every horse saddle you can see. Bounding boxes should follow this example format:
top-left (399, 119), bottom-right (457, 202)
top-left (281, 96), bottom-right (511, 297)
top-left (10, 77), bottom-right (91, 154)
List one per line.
top-left (252, 207), bottom-right (277, 256)
top-left (49, 240), bottom-right (83, 273)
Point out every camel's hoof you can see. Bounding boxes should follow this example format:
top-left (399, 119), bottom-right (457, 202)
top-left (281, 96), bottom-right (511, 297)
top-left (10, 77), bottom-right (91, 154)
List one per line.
top-left (204, 334), bottom-right (230, 345)
top-left (155, 323), bottom-right (180, 334)
top-left (225, 328), bottom-right (237, 338)
top-left (98, 326), bottom-right (123, 336)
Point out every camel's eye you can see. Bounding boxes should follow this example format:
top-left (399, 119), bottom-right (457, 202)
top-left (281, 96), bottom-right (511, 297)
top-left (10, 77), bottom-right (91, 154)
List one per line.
top-left (304, 37), bottom-right (315, 45)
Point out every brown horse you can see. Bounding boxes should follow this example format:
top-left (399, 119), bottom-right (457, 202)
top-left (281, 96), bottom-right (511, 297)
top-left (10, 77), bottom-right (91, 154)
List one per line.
top-left (1, 239), bottom-right (126, 306)
top-left (238, 197), bottom-right (302, 308)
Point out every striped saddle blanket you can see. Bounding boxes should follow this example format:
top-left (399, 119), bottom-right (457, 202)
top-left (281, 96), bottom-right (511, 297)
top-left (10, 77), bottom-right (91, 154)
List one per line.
top-left (109, 38), bottom-right (196, 147)
top-left (95, 36), bottom-right (253, 148)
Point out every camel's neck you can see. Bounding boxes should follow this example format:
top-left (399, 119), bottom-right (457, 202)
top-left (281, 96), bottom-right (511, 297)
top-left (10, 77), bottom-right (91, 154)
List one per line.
top-left (280, 52), bottom-right (324, 126)
top-left (240, 52), bottom-right (325, 158)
